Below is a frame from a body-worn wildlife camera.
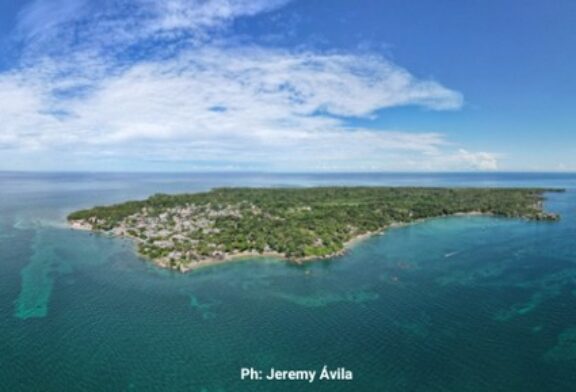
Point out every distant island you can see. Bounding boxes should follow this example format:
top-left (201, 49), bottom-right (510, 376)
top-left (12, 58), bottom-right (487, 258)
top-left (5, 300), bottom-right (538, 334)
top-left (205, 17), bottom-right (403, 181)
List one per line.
top-left (68, 187), bottom-right (561, 271)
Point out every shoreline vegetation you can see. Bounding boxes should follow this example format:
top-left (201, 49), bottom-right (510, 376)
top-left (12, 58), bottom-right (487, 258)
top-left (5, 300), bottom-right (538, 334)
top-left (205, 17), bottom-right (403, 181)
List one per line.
top-left (68, 187), bottom-right (562, 272)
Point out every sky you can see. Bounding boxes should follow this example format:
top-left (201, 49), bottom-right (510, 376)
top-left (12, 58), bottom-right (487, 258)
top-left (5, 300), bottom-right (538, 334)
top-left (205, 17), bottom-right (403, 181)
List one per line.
top-left (0, 0), bottom-right (574, 172)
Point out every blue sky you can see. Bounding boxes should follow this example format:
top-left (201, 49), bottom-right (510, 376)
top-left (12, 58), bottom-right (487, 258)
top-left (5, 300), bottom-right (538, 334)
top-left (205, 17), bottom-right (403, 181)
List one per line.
top-left (0, 0), bottom-right (574, 172)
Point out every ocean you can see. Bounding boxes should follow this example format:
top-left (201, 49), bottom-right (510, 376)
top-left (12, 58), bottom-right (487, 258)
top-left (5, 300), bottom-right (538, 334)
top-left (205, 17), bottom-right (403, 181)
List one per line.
top-left (1, 172), bottom-right (576, 391)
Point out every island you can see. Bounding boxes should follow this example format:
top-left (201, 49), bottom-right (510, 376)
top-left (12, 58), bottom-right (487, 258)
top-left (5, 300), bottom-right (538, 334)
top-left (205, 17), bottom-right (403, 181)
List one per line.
top-left (68, 187), bottom-right (561, 271)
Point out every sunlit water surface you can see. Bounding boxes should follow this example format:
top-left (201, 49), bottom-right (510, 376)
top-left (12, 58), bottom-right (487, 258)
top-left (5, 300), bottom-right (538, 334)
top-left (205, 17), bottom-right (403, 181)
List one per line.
top-left (1, 172), bottom-right (576, 391)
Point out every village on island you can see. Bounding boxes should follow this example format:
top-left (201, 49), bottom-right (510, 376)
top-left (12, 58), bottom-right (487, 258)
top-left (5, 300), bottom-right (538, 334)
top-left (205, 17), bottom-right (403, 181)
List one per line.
top-left (68, 187), bottom-right (561, 272)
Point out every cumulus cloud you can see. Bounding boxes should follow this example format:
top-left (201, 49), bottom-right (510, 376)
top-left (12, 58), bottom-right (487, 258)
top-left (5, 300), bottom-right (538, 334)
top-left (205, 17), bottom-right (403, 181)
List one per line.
top-left (413, 149), bottom-right (499, 171)
top-left (452, 149), bottom-right (499, 170)
top-left (0, 0), bottom-right (496, 171)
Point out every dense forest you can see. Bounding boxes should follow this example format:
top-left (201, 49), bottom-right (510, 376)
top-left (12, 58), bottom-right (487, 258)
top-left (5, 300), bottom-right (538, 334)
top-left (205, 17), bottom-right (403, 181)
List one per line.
top-left (68, 187), bottom-right (561, 270)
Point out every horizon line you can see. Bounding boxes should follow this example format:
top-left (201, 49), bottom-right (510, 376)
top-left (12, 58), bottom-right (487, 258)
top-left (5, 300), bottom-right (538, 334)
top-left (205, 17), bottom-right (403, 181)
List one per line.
top-left (2, 170), bottom-right (576, 175)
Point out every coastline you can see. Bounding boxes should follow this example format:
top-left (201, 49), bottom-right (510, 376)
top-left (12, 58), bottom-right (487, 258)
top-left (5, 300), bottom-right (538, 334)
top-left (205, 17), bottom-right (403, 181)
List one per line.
top-left (69, 212), bottom-right (491, 272)
top-left (158, 250), bottom-right (287, 272)
top-left (70, 221), bottom-right (93, 231)
top-left (74, 223), bottom-right (386, 272)
top-left (141, 211), bottom-right (505, 271)
top-left (68, 220), bottom-right (392, 272)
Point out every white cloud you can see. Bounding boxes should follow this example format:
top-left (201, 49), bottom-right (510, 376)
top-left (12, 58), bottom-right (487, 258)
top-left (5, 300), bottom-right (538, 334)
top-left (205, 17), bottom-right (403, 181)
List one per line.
top-left (17, 0), bottom-right (90, 41)
top-left (413, 149), bottom-right (499, 171)
top-left (453, 149), bottom-right (499, 170)
top-left (1, 0), bottom-right (497, 171)
top-left (17, 0), bottom-right (291, 55)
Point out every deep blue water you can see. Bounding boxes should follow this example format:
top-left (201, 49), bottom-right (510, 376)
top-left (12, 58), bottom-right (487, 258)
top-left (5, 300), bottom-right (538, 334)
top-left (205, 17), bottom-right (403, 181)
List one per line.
top-left (1, 172), bottom-right (576, 391)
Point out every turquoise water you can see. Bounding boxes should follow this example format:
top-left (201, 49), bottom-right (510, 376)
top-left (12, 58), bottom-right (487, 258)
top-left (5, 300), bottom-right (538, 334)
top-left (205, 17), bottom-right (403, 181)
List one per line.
top-left (1, 172), bottom-right (576, 391)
